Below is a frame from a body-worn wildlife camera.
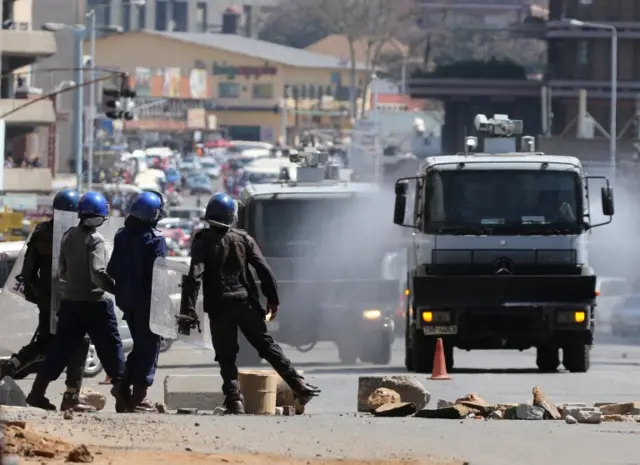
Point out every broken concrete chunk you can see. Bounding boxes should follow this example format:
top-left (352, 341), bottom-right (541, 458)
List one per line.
top-left (0, 378), bottom-right (27, 407)
top-left (437, 399), bottom-right (454, 409)
top-left (504, 406), bottom-right (518, 420)
top-left (603, 414), bottom-right (636, 422)
top-left (488, 410), bottom-right (504, 420)
top-left (575, 409), bottom-right (602, 424)
top-left (79, 388), bottom-right (107, 411)
top-left (357, 376), bottom-right (430, 412)
top-left (565, 415), bottom-right (577, 424)
top-left (562, 406), bottom-right (600, 420)
top-left (516, 404), bottom-right (544, 420)
top-left (415, 404), bottom-right (471, 419)
top-left (455, 393), bottom-right (487, 405)
top-left (599, 402), bottom-right (640, 416)
top-left (373, 402), bottom-right (417, 417)
top-left (532, 386), bottom-right (561, 420)
top-left (365, 388), bottom-right (401, 412)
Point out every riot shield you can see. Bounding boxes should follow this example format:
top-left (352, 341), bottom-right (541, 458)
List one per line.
top-left (0, 232), bottom-right (39, 356)
top-left (50, 211), bottom-right (78, 333)
top-left (150, 257), bottom-right (212, 349)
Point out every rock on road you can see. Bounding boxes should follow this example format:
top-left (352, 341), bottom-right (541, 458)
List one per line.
top-left (6, 333), bottom-right (640, 465)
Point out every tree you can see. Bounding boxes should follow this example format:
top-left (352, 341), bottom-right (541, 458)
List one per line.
top-left (307, 0), bottom-right (416, 117)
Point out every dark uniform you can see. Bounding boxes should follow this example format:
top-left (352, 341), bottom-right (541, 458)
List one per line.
top-left (181, 224), bottom-right (319, 413)
top-left (0, 220), bottom-right (90, 410)
top-left (107, 214), bottom-right (166, 411)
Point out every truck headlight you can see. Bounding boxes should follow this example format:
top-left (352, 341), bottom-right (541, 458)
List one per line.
top-left (556, 310), bottom-right (586, 324)
top-left (422, 310), bottom-right (452, 324)
top-left (362, 309), bottom-right (382, 320)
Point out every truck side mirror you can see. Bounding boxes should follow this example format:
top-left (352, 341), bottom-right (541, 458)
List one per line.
top-left (394, 194), bottom-right (407, 226)
top-left (601, 186), bottom-right (614, 216)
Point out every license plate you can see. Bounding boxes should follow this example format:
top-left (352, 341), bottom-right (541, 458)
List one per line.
top-left (267, 321), bottom-right (280, 332)
top-left (423, 325), bottom-right (458, 335)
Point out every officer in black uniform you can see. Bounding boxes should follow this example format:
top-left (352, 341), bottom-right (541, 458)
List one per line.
top-left (0, 189), bottom-right (94, 412)
top-left (180, 192), bottom-right (320, 414)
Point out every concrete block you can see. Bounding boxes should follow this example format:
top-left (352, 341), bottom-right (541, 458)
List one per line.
top-left (357, 376), bottom-right (430, 412)
top-left (163, 375), bottom-right (224, 411)
top-left (600, 402), bottom-right (640, 416)
top-left (0, 378), bottom-right (26, 407)
top-left (516, 404), bottom-right (544, 420)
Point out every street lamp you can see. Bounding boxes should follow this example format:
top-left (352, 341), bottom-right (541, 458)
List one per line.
top-left (565, 19), bottom-right (618, 178)
top-left (86, 0), bottom-right (145, 187)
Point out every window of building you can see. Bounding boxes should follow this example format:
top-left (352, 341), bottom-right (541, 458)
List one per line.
top-left (283, 84), bottom-right (291, 98)
top-left (196, 2), bottom-right (208, 32)
top-left (88, 0), bottom-right (111, 27)
top-left (577, 40), bottom-right (588, 65)
top-left (122, 3), bottom-right (131, 32)
top-left (155, 0), bottom-right (167, 30)
top-left (252, 84), bottom-right (274, 99)
top-left (173, 1), bottom-right (188, 32)
top-left (299, 85), bottom-right (307, 99)
top-left (218, 82), bottom-right (241, 98)
top-left (137, 5), bottom-right (146, 29)
top-left (308, 85), bottom-right (316, 100)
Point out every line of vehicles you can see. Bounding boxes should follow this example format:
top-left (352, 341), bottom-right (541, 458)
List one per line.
top-left (0, 118), bottom-right (634, 376)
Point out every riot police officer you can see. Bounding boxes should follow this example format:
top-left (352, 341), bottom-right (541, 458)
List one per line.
top-left (180, 192), bottom-right (320, 414)
top-left (107, 191), bottom-right (167, 412)
top-left (30, 192), bottom-right (127, 411)
top-left (0, 189), bottom-right (94, 412)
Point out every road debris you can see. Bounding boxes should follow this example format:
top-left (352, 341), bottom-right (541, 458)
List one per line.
top-left (357, 376), bottom-right (430, 412)
top-left (532, 386), bottom-right (561, 419)
top-left (67, 444), bottom-right (95, 463)
top-left (365, 388), bottom-right (401, 412)
top-left (599, 402), bottom-right (640, 416)
top-left (2, 420), bottom-right (76, 459)
top-left (80, 388), bottom-right (107, 411)
top-left (372, 402), bottom-right (417, 417)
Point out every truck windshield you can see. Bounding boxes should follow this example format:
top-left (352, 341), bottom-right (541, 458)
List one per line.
top-left (424, 169), bottom-right (582, 233)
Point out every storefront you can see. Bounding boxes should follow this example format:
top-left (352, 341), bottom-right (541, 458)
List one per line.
top-left (89, 30), bottom-right (370, 143)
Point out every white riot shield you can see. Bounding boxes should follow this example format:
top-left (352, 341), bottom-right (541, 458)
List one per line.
top-left (150, 257), bottom-right (212, 349)
top-left (0, 233), bottom-right (39, 356)
top-left (50, 211), bottom-right (78, 333)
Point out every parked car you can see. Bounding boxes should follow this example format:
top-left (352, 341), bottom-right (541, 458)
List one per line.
top-left (200, 157), bottom-right (221, 179)
top-left (187, 173), bottom-right (214, 195)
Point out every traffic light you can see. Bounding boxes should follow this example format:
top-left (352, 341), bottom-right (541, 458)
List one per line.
top-left (102, 88), bottom-right (121, 120)
top-left (120, 73), bottom-right (136, 121)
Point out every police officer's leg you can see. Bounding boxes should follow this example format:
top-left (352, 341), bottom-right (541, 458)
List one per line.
top-left (1, 307), bottom-right (53, 380)
top-left (29, 301), bottom-right (87, 410)
top-left (60, 336), bottom-right (95, 412)
top-left (84, 299), bottom-right (126, 410)
top-left (208, 308), bottom-right (243, 413)
top-left (237, 302), bottom-right (319, 402)
top-left (128, 308), bottom-right (161, 412)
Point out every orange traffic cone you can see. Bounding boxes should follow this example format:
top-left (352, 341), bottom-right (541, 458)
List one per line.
top-left (429, 338), bottom-right (452, 380)
top-left (98, 375), bottom-right (111, 385)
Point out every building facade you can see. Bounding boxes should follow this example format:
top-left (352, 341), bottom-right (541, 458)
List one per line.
top-left (547, 0), bottom-right (640, 138)
top-left (1, 0), bottom-right (57, 169)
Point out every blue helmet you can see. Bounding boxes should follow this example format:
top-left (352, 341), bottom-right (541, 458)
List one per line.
top-left (52, 189), bottom-right (80, 212)
top-left (78, 191), bottom-right (109, 218)
top-left (204, 192), bottom-right (237, 226)
top-left (130, 191), bottom-right (166, 222)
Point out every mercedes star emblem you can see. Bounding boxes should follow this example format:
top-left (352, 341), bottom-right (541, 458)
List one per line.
top-left (494, 257), bottom-right (515, 275)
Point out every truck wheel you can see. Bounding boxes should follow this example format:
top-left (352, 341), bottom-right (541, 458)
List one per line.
top-left (410, 327), bottom-right (435, 374)
top-left (372, 340), bottom-right (392, 365)
top-left (404, 319), bottom-right (414, 371)
top-left (563, 344), bottom-right (591, 373)
top-left (536, 345), bottom-right (560, 372)
top-left (337, 340), bottom-right (360, 365)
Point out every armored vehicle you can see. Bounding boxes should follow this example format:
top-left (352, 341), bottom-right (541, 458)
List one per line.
top-left (236, 148), bottom-right (399, 365)
top-left (394, 114), bottom-right (615, 373)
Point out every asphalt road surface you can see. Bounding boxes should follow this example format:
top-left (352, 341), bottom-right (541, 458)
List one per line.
top-left (6, 333), bottom-right (640, 465)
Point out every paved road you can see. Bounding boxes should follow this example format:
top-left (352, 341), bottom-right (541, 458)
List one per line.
top-left (6, 333), bottom-right (640, 465)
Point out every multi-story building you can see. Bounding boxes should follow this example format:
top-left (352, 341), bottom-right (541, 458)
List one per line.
top-left (27, 0), bottom-right (278, 173)
top-left (546, 0), bottom-right (640, 138)
top-left (1, 0), bottom-right (57, 168)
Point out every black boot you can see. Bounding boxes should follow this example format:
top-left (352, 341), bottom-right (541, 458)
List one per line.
top-left (26, 374), bottom-right (56, 411)
top-left (0, 359), bottom-right (16, 381)
top-left (60, 392), bottom-right (96, 412)
top-left (131, 385), bottom-right (156, 413)
top-left (110, 379), bottom-right (132, 413)
top-left (288, 380), bottom-right (321, 407)
top-left (224, 396), bottom-right (245, 415)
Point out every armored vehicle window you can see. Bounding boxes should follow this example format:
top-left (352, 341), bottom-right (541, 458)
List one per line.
top-left (424, 169), bottom-right (582, 233)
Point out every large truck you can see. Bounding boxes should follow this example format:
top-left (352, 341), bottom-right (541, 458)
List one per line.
top-left (394, 114), bottom-right (615, 373)
top-left (236, 148), bottom-right (399, 365)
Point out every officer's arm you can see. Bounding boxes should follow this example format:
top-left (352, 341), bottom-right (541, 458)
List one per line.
top-left (246, 235), bottom-right (279, 306)
top-left (153, 235), bottom-right (167, 259)
top-left (88, 235), bottom-right (116, 294)
top-left (181, 233), bottom-right (204, 314)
